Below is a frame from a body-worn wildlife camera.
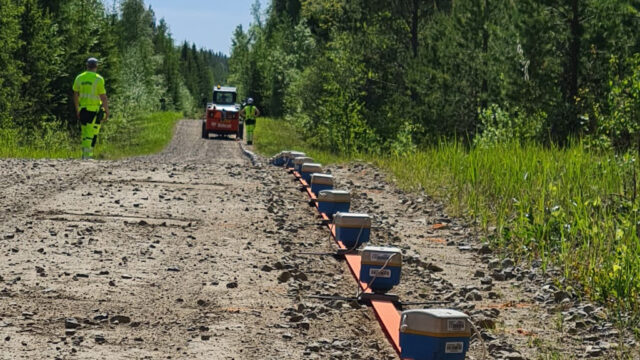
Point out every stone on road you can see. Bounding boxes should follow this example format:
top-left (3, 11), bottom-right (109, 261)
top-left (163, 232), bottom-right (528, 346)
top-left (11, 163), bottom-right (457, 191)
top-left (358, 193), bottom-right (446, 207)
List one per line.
top-left (0, 120), bottom-right (391, 359)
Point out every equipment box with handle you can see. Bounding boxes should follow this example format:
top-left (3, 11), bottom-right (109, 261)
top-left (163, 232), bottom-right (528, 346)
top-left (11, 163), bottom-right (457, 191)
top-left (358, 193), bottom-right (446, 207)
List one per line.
top-left (271, 151), bottom-right (289, 166)
top-left (399, 309), bottom-right (470, 360)
top-left (300, 163), bottom-right (322, 183)
top-left (310, 173), bottom-right (334, 195)
top-left (286, 151), bottom-right (305, 168)
top-left (293, 156), bottom-right (313, 172)
top-left (334, 212), bottom-right (372, 248)
top-left (317, 190), bottom-right (350, 217)
top-left (359, 245), bottom-right (401, 292)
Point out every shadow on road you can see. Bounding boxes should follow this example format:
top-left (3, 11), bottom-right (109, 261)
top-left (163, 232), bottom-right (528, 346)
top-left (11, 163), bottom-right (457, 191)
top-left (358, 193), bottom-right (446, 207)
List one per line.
top-left (205, 135), bottom-right (239, 142)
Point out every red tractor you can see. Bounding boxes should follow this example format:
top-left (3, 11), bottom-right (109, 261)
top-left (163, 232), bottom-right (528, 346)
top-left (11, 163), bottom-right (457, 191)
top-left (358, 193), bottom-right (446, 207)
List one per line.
top-left (202, 85), bottom-right (241, 139)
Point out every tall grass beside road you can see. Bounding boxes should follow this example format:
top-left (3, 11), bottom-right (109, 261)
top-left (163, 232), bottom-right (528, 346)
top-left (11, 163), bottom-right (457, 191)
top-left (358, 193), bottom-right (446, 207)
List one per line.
top-left (0, 112), bottom-right (182, 160)
top-left (377, 142), bottom-right (640, 315)
top-left (95, 112), bottom-right (182, 159)
top-left (0, 121), bottom-right (77, 158)
top-left (254, 120), bottom-right (640, 318)
top-left (253, 118), bottom-right (352, 164)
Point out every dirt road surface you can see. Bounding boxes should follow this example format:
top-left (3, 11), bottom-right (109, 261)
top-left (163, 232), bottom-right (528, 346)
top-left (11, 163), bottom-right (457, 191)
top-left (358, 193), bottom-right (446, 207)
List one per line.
top-left (0, 120), bottom-right (637, 359)
top-left (0, 121), bottom-right (393, 359)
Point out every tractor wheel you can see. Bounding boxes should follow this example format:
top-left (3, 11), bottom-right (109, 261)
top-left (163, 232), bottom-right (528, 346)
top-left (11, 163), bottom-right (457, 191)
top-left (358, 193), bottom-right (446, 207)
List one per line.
top-left (238, 123), bottom-right (244, 139)
top-left (201, 122), bottom-right (208, 139)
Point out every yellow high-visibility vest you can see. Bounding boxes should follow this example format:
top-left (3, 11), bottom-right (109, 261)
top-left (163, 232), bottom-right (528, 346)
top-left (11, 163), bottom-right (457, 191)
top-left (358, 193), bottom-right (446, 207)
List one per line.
top-left (73, 71), bottom-right (106, 112)
top-left (245, 105), bottom-right (256, 120)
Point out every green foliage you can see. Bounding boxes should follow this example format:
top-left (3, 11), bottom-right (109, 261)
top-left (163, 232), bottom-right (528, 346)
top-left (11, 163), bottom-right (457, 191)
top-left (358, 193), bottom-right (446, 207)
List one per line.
top-left (0, 120), bottom-right (76, 158)
top-left (96, 112), bottom-right (182, 159)
top-left (0, 111), bottom-right (181, 159)
top-left (0, 0), bottom-right (25, 128)
top-left (154, 19), bottom-right (181, 110)
top-left (596, 55), bottom-right (640, 151)
top-left (112, 43), bottom-right (164, 119)
top-left (378, 140), bottom-right (640, 315)
top-left (0, 0), bottom-right (228, 148)
top-left (229, 0), bottom-right (640, 150)
top-left (253, 117), bottom-right (352, 165)
top-left (474, 104), bottom-right (547, 147)
top-left (179, 41), bottom-right (227, 109)
top-left (228, 25), bottom-right (251, 100)
top-left (17, 0), bottom-right (64, 126)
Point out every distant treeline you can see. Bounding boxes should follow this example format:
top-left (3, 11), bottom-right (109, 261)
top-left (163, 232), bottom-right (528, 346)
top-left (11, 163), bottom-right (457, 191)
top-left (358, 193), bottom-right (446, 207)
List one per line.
top-left (0, 0), bottom-right (228, 133)
top-left (230, 0), bottom-right (640, 154)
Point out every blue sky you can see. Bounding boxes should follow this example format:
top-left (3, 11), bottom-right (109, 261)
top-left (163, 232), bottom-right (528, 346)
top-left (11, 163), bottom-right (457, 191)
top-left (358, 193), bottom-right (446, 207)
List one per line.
top-left (146, 0), bottom-right (268, 55)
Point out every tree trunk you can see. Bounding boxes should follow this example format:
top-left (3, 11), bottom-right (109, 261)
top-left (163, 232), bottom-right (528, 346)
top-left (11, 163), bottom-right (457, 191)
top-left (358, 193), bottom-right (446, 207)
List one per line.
top-left (568, 0), bottom-right (581, 134)
top-left (480, 0), bottom-right (489, 110)
top-left (410, 0), bottom-right (419, 57)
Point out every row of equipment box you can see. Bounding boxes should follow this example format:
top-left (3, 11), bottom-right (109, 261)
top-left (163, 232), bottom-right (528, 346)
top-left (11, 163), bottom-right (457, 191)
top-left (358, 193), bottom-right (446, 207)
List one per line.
top-left (271, 150), bottom-right (471, 360)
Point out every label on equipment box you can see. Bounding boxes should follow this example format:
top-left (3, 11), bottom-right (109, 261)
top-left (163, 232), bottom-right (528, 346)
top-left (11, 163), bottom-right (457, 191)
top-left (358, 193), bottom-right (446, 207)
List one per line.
top-left (445, 342), bottom-right (464, 354)
top-left (370, 252), bottom-right (392, 263)
top-left (447, 319), bottom-right (466, 332)
top-left (369, 268), bottom-right (391, 278)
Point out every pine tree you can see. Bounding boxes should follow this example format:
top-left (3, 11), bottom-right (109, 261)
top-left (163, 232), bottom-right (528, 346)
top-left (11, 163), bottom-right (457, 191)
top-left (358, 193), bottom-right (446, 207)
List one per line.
top-left (0, 0), bottom-right (24, 127)
top-left (51, 0), bottom-right (109, 125)
top-left (18, 0), bottom-right (64, 127)
top-left (154, 19), bottom-right (181, 110)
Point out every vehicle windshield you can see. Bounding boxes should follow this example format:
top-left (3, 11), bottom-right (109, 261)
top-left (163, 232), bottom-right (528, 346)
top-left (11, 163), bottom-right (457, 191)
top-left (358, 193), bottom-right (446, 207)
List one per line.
top-left (213, 91), bottom-right (236, 105)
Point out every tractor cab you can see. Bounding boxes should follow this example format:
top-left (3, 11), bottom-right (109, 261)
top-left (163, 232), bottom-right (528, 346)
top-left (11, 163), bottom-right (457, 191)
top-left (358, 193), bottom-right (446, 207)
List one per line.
top-left (202, 85), bottom-right (241, 139)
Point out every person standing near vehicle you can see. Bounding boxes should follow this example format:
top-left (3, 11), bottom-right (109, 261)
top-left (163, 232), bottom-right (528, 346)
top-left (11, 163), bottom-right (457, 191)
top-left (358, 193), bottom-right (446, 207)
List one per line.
top-left (73, 57), bottom-right (109, 159)
top-left (239, 98), bottom-right (260, 145)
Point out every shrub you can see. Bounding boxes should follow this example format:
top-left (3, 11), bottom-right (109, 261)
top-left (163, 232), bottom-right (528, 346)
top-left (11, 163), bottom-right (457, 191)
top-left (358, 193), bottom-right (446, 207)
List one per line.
top-left (474, 104), bottom-right (547, 147)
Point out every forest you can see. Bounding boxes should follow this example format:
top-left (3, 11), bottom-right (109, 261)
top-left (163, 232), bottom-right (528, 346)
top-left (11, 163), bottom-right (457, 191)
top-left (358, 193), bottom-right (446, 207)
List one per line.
top-left (0, 0), bottom-right (228, 146)
top-left (230, 0), bottom-right (640, 154)
top-left (232, 0), bottom-right (640, 316)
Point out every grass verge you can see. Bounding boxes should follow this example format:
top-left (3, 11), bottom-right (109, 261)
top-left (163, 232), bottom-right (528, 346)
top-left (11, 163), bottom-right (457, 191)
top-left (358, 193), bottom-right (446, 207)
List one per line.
top-left (376, 142), bottom-right (640, 315)
top-left (0, 121), bottom-right (76, 158)
top-left (253, 117), bottom-right (352, 164)
top-left (254, 118), bottom-right (640, 319)
top-left (96, 112), bottom-right (182, 159)
top-left (0, 112), bottom-right (182, 159)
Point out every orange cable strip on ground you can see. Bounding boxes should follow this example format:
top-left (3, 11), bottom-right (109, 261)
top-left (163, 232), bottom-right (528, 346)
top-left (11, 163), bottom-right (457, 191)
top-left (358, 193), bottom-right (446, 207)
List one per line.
top-left (291, 169), bottom-right (402, 356)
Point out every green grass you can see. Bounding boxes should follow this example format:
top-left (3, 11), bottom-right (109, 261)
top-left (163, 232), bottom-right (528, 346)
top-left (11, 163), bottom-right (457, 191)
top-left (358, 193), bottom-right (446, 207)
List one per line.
top-left (0, 121), bottom-right (77, 158)
top-left (254, 119), bottom-right (640, 318)
top-left (0, 112), bottom-right (182, 159)
top-left (253, 117), bottom-right (353, 164)
top-left (96, 112), bottom-right (182, 159)
top-left (377, 141), bottom-right (640, 314)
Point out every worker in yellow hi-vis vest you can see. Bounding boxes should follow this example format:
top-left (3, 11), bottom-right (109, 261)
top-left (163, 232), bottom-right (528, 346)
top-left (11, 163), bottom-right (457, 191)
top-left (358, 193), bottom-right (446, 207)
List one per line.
top-left (73, 57), bottom-right (109, 159)
top-left (239, 98), bottom-right (260, 145)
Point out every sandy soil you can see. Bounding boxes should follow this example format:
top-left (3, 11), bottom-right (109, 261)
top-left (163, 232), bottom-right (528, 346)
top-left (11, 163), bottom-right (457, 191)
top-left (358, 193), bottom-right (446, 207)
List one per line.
top-left (1, 120), bottom-right (638, 359)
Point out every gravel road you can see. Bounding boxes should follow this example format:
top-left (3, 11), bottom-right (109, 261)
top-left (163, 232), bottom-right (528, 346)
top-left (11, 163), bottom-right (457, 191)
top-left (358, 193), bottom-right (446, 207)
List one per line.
top-left (0, 120), bottom-right (637, 360)
top-left (0, 120), bottom-right (393, 359)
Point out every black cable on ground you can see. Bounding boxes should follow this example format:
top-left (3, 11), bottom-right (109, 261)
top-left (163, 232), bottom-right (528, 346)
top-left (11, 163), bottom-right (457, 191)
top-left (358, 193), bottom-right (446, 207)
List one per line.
top-left (239, 142), bottom-right (261, 166)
